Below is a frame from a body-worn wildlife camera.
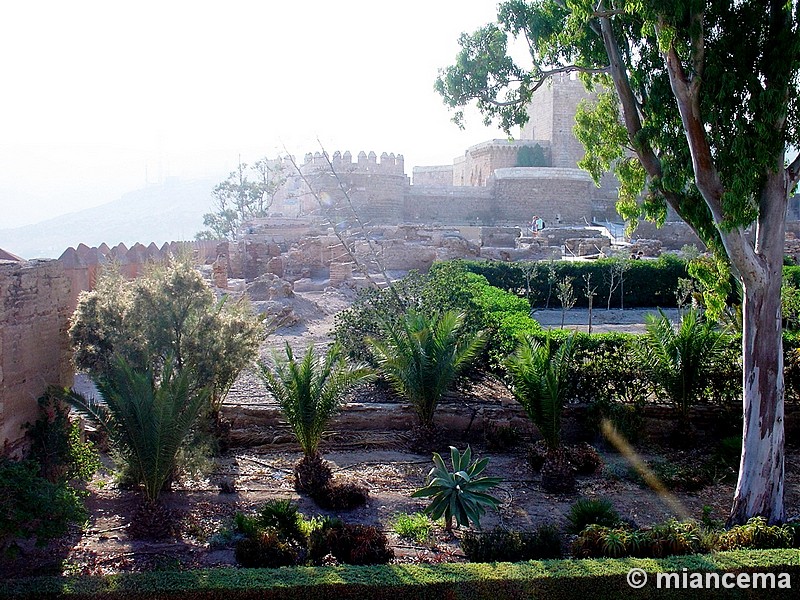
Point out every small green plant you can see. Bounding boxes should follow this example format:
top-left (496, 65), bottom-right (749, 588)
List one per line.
top-left (411, 446), bottom-right (502, 531)
top-left (392, 512), bottom-right (435, 543)
top-left (640, 308), bottom-right (726, 424)
top-left (505, 333), bottom-right (576, 492)
top-left (368, 310), bottom-right (485, 429)
top-left (26, 389), bottom-right (100, 483)
top-left (718, 517), bottom-right (794, 550)
top-left (258, 343), bottom-right (374, 496)
top-left (566, 498), bottom-right (621, 534)
top-left (461, 525), bottom-right (562, 562)
top-left (0, 459), bottom-right (87, 555)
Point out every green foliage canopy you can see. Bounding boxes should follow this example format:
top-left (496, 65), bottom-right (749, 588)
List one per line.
top-left (70, 255), bottom-right (262, 412)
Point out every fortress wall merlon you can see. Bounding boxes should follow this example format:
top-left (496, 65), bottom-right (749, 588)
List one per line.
top-left (302, 150), bottom-right (405, 175)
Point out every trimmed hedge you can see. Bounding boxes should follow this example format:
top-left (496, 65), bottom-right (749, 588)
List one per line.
top-left (462, 255), bottom-right (688, 309)
top-left (1, 550), bottom-right (798, 599)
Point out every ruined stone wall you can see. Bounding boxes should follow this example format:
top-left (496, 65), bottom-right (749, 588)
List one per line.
top-left (493, 168), bottom-right (594, 225)
top-left (0, 259), bottom-right (72, 453)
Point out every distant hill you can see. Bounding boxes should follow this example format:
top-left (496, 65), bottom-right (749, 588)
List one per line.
top-left (0, 178), bottom-right (217, 259)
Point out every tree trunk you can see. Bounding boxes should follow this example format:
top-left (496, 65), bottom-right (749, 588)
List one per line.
top-left (729, 178), bottom-right (787, 524)
top-left (730, 275), bottom-right (785, 524)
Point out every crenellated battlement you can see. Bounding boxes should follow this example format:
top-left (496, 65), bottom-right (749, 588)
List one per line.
top-left (302, 150), bottom-right (405, 175)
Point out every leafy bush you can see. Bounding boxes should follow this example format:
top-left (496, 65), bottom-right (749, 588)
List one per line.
top-left (320, 523), bottom-right (394, 565)
top-left (573, 519), bottom-right (705, 558)
top-left (565, 498), bottom-right (621, 534)
top-left (639, 308), bottom-right (726, 422)
top-left (461, 525), bottom-right (563, 562)
top-left (718, 517), bottom-right (794, 550)
top-left (0, 459), bottom-right (87, 555)
top-left (568, 443), bottom-right (603, 475)
top-left (504, 334), bottom-right (575, 451)
top-left (368, 310), bottom-right (485, 428)
top-left (70, 256), bottom-right (262, 413)
top-left (66, 356), bottom-right (209, 502)
top-left (392, 512), bottom-right (434, 544)
top-left (334, 262), bottom-right (538, 370)
top-left (464, 255), bottom-right (688, 308)
top-left (256, 499), bottom-right (305, 545)
top-left (412, 446), bottom-right (502, 531)
top-left (26, 389), bottom-right (99, 483)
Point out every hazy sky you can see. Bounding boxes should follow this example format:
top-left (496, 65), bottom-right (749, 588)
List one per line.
top-left (0, 1), bottom-right (512, 228)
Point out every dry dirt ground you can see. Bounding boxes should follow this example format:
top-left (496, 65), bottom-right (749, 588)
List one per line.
top-left (3, 291), bottom-right (795, 579)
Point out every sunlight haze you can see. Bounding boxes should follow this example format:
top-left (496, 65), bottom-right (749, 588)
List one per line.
top-left (0, 1), bottom-right (507, 231)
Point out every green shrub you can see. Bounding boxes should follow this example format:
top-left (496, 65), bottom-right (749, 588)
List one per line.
top-left (640, 308), bottom-right (727, 423)
top-left (718, 517), bottom-right (794, 550)
top-left (26, 389), bottom-right (99, 484)
top-left (256, 499), bottom-right (305, 545)
top-left (573, 519), bottom-right (705, 558)
top-left (0, 458), bottom-right (87, 555)
top-left (565, 498), bottom-right (621, 534)
top-left (461, 525), bottom-right (563, 562)
top-left (258, 343), bottom-right (375, 461)
top-left (392, 512), bottom-right (434, 544)
top-left (323, 524), bottom-right (394, 565)
top-left (70, 256), bottom-right (262, 415)
top-left (368, 310), bottom-right (485, 428)
top-left (463, 255), bottom-right (688, 309)
top-left (412, 446), bottom-right (502, 531)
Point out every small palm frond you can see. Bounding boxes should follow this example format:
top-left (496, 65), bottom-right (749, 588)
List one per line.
top-left (368, 310), bottom-right (485, 427)
top-left (65, 355), bottom-right (208, 501)
top-left (504, 333), bottom-right (575, 450)
top-left (258, 343), bottom-right (374, 457)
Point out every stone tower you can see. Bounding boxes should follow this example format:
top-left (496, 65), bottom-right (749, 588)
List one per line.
top-left (519, 73), bottom-right (591, 169)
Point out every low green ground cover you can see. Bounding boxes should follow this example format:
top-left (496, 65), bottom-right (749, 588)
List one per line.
top-left (1, 549), bottom-right (797, 599)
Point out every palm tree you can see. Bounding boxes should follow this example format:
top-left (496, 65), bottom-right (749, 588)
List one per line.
top-left (641, 308), bottom-right (725, 422)
top-left (66, 355), bottom-right (208, 502)
top-left (504, 333), bottom-right (576, 492)
top-left (257, 343), bottom-right (374, 491)
top-left (504, 334), bottom-right (575, 451)
top-left (367, 310), bottom-right (486, 429)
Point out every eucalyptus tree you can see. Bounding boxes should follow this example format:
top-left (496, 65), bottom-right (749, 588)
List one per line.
top-left (436, 1), bottom-right (800, 523)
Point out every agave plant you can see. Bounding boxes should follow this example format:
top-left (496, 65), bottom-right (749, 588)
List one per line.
top-left (368, 310), bottom-right (485, 429)
top-left (640, 308), bottom-right (725, 421)
top-left (411, 446), bottom-right (502, 531)
top-left (65, 355), bottom-right (208, 502)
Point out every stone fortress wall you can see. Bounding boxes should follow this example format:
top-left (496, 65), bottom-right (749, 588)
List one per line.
top-left (288, 74), bottom-right (621, 231)
top-left (0, 259), bottom-right (72, 455)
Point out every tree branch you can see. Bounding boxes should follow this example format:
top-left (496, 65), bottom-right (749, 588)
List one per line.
top-left (658, 20), bottom-right (761, 281)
